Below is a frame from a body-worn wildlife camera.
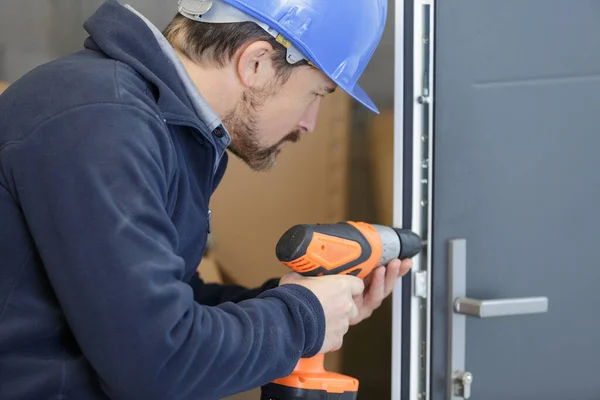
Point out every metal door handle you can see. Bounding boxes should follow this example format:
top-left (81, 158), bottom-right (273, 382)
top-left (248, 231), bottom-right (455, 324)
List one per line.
top-left (448, 239), bottom-right (550, 399)
top-left (454, 296), bottom-right (548, 318)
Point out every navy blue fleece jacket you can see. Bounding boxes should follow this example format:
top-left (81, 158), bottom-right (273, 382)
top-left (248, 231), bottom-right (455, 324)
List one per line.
top-left (0, 1), bottom-right (325, 399)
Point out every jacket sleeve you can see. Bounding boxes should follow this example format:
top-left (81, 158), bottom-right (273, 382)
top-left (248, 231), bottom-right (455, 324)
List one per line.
top-left (189, 272), bottom-right (281, 306)
top-left (9, 103), bottom-right (325, 400)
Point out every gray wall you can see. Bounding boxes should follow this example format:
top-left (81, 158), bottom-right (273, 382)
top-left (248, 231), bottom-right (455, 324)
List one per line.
top-left (0, 1), bottom-right (174, 82)
top-left (358, 0), bottom-right (396, 109)
top-left (0, 0), bottom-right (396, 109)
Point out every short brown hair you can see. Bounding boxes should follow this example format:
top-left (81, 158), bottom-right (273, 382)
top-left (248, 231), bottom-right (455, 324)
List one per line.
top-left (162, 14), bottom-right (308, 83)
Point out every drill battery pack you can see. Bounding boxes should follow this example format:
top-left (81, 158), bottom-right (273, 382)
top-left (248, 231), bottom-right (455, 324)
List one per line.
top-left (260, 382), bottom-right (357, 400)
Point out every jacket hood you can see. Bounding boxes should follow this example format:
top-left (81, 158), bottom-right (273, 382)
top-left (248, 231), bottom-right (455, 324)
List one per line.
top-left (82, 0), bottom-right (197, 123)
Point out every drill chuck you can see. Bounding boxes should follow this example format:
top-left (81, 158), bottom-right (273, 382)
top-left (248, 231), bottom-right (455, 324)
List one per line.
top-left (370, 224), bottom-right (422, 266)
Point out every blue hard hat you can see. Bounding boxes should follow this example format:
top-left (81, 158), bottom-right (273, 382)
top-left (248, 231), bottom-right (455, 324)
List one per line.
top-left (178, 0), bottom-right (387, 113)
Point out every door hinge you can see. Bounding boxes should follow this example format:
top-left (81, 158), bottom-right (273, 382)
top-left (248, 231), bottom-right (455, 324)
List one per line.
top-left (414, 271), bottom-right (428, 298)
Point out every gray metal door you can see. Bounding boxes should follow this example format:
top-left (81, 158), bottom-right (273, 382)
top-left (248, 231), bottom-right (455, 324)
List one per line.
top-left (428, 1), bottom-right (600, 399)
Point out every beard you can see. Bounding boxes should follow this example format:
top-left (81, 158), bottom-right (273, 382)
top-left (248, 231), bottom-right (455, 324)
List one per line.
top-left (222, 86), bottom-right (301, 172)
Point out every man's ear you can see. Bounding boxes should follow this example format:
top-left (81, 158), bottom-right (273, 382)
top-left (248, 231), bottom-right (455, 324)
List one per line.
top-left (236, 40), bottom-right (276, 88)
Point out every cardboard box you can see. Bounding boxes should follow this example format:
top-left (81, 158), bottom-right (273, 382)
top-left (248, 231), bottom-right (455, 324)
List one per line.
top-left (367, 109), bottom-right (394, 225)
top-left (197, 251), bottom-right (223, 284)
top-left (0, 81), bottom-right (9, 94)
top-left (209, 89), bottom-right (352, 289)
top-left (210, 90), bottom-right (353, 399)
top-left (339, 108), bottom-right (395, 399)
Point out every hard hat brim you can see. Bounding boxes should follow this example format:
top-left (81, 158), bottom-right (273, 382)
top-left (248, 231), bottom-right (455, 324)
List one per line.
top-left (345, 83), bottom-right (380, 114)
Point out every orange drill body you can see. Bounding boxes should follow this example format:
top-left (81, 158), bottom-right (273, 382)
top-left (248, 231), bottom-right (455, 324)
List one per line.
top-left (261, 221), bottom-right (421, 400)
top-left (269, 355), bottom-right (358, 396)
top-left (279, 222), bottom-right (383, 279)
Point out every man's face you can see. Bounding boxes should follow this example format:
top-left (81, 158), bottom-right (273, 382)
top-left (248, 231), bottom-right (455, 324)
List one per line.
top-left (223, 64), bottom-right (336, 171)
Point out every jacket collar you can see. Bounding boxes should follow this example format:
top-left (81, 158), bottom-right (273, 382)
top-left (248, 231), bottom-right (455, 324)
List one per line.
top-left (83, 1), bottom-right (195, 122)
top-left (123, 4), bottom-right (231, 171)
top-left (82, 0), bottom-right (231, 174)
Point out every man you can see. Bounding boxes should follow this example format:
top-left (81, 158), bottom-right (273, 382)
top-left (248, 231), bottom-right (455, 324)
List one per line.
top-left (0, 0), bottom-right (412, 398)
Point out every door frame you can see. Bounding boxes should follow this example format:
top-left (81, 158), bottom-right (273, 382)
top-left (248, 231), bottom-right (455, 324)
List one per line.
top-left (392, 0), bottom-right (436, 399)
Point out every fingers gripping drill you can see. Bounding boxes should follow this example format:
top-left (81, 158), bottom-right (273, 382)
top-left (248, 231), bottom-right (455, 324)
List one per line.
top-left (260, 221), bottom-right (422, 400)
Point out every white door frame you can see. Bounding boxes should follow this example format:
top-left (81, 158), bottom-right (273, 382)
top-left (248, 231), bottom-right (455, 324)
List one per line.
top-left (391, 0), bottom-right (435, 399)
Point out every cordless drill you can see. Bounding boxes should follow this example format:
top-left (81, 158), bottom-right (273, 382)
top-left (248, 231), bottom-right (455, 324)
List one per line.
top-left (260, 221), bottom-right (422, 400)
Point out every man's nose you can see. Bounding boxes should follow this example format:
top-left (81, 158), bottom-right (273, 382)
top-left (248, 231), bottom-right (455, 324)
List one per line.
top-left (298, 98), bottom-right (321, 134)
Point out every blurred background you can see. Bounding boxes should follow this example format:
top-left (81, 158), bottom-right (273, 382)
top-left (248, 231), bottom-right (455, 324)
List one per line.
top-left (0, 1), bottom-right (398, 398)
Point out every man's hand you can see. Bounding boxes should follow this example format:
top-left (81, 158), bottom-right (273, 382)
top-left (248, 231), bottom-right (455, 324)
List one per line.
top-left (279, 273), bottom-right (364, 353)
top-left (349, 258), bottom-right (413, 326)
